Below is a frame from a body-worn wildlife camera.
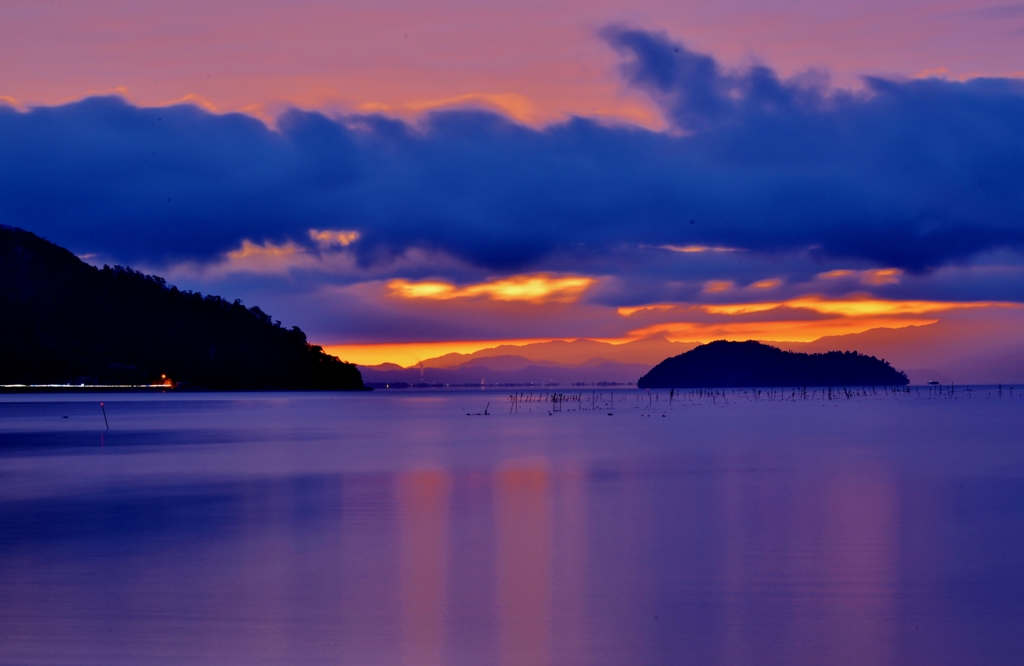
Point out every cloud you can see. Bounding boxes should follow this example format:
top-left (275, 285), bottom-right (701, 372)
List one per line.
top-left (617, 297), bottom-right (1018, 343)
top-left (601, 25), bottom-right (835, 133)
top-left (2, 27), bottom-right (1024, 284)
top-left (357, 93), bottom-right (540, 125)
top-left (309, 229), bottom-right (360, 248)
top-left (661, 245), bottom-right (741, 253)
top-left (387, 274), bottom-right (595, 304)
top-left (702, 280), bottom-right (735, 294)
top-left (701, 296), bottom-right (999, 318)
top-left (818, 267), bottom-right (903, 286)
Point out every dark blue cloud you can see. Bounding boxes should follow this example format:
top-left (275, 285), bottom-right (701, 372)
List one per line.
top-left (2, 28), bottom-right (1024, 273)
top-left (601, 26), bottom-right (834, 132)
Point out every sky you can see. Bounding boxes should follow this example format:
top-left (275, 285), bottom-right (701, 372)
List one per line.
top-left (3, 0), bottom-right (1024, 366)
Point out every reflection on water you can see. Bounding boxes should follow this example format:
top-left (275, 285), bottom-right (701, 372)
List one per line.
top-left (399, 469), bottom-right (450, 666)
top-left (497, 462), bottom-right (551, 666)
top-left (1, 391), bottom-right (1024, 665)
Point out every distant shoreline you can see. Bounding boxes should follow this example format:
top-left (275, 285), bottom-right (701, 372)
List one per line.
top-left (1, 382), bottom-right (1007, 394)
top-left (0, 385), bottom-right (372, 393)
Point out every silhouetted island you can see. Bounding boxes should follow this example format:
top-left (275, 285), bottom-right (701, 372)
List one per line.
top-left (0, 225), bottom-right (366, 390)
top-left (637, 340), bottom-right (909, 388)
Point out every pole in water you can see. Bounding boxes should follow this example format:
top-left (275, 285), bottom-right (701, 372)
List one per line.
top-left (100, 402), bottom-right (109, 431)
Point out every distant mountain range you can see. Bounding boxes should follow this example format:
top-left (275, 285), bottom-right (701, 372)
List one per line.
top-left (360, 313), bottom-right (1024, 387)
top-left (359, 337), bottom-right (697, 387)
top-left (778, 318), bottom-right (1024, 384)
top-left (418, 336), bottom-right (698, 368)
top-left (0, 226), bottom-right (365, 390)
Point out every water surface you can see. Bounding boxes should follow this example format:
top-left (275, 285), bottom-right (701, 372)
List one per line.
top-left (2, 389), bottom-right (1023, 665)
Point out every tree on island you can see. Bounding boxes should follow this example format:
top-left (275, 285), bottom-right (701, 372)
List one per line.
top-left (0, 225), bottom-right (365, 390)
top-left (638, 340), bottom-right (909, 388)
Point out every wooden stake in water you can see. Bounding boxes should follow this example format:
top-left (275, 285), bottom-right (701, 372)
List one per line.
top-left (100, 402), bottom-right (109, 431)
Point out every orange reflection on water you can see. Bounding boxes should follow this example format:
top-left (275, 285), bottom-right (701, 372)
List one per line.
top-left (397, 468), bottom-right (452, 666)
top-left (551, 465), bottom-right (589, 665)
top-left (792, 460), bottom-right (898, 665)
top-left (495, 461), bottom-right (551, 666)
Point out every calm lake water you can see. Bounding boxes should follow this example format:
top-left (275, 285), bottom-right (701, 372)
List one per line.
top-left (2, 388), bottom-right (1024, 665)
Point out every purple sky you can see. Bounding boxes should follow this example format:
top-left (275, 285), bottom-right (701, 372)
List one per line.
top-left (4, 0), bottom-right (1023, 120)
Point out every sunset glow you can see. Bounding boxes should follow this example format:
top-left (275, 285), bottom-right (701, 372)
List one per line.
top-left (387, 275), bottom-right (595, 304)
top-left (625, 317), bottom-right (942, 344)
top-left (700, 297), bottom-right (985, 318)
top-left (325, 295), bottom-right (1021, 367)
top-left (324, 338), bottom-right (573, 367)
top-left (616, 296), bottom-right (1017, 342)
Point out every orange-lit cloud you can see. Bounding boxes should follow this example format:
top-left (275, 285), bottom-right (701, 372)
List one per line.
top-left (163, 239), bottom-right (476, 283)
top-left (863, 268), bottom-right (902, 285)
top-left (626, 316), bottom-right (940, 342)
top-left (702, 280), bottom-right (734, 293)
top-left (915, 67), bottom-right (1024, 83)
top-left (167, 93), bottom-right (218, 113)
top-left (661, 245), bottom-right (741, 253)
top-left (220, 239), bottom-right (315, 274)
top-left (748, 295), bottom-right (984, 317)
top-left (359, 93), bottom-right (540, 125)
top-left (616, 304), bottom-right (675, 317)
top-left (700, 277), bottom-right (781, 293)
top-left (621, 296), bottom-right (1017, 343)
top-left (387, 274), bottom-right (595, 304)
top-left (309, 228), bottom-right (360, 248)
top-left (227, 239), bottom-right (300, 261)
top-left (818, 268), bottom-right (903, 285)
top-left (819, 269), bottom-right (855, 279)
top-left (917, 66), bottom-right (953, 79)
top-left (166, 231), bottom-right (361, 278)
top-left (622, 295), bottom-right (1003, 319)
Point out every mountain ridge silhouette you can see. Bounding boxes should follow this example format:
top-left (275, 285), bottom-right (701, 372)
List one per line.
top-left (0, 225), bottom-right (365, 390)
